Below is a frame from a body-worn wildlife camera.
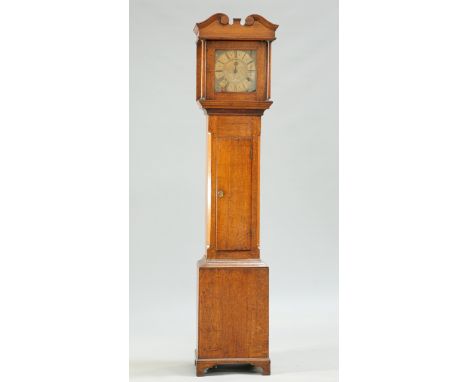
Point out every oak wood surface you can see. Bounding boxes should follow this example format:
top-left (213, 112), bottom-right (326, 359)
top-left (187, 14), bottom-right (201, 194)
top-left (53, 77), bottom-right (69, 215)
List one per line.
top-left (215, 137), bottom-right (252, 250)
top-left (196, 261), bottom-right (270, 376)
top-left (197, 266), bottom-right (269, 359)
top-left (206, 115), bottom-right (260, 259)
top-left (194, 13), bottom-right (277, 42)
top-left (197, 99), bottom-right (272, 116)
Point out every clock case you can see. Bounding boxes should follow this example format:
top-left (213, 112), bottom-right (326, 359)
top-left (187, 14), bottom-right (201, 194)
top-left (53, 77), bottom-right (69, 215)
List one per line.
top-left (194, 14), bottom-right (278, 377)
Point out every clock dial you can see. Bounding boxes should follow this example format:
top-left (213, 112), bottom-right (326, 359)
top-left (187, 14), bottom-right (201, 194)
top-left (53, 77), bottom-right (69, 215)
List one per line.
top-left (215, 50), bottom-right (257, 93)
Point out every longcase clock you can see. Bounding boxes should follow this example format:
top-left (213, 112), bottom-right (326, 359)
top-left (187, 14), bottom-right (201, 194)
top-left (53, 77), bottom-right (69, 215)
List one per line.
top-left (194, 13), bottom-right (278, 377)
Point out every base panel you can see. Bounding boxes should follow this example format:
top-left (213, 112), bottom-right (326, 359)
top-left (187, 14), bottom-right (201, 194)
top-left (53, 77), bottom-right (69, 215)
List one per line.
top-left (196, 259), bottom-right (269, 376)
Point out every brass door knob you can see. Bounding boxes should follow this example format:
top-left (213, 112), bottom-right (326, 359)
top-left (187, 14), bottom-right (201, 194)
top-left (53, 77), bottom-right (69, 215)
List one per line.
top-left (217, 190), bottom-right (224, 198)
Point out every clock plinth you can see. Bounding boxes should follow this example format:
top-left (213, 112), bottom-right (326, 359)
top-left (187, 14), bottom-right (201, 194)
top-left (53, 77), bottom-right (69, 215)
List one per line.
top-left (196, 258), bottom-right (270, 376)
top-left (194, 13), bottom-right (278, 377)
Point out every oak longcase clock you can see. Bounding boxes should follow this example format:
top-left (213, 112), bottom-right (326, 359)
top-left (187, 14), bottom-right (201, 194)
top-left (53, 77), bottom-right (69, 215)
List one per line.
top-left (194, 13), bottom-right (278, 377)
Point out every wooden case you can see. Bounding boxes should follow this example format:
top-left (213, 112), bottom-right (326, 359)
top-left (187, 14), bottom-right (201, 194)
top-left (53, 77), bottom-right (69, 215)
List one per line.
top-left (194, 13), bottom-right (278, 377)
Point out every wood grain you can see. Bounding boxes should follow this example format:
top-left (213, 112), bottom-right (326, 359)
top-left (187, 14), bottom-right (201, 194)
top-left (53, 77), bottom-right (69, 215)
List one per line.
top-left (206, 115), bottom-right (260, 259)
top-left (194, 14), bottom-right (277, 42)
top-left (197, 263), bottom-right (269, 368)
top-left (215, 137), bottom-right (252, 250)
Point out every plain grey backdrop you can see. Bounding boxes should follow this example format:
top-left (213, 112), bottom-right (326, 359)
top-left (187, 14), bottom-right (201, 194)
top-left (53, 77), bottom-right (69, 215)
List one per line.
top-left (130, 1), bottom-right (338, 380)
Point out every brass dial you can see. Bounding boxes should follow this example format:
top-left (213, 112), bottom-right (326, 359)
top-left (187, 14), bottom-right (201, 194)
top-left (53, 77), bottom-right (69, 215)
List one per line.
top-left (215, 50), bottom-right (257, 93)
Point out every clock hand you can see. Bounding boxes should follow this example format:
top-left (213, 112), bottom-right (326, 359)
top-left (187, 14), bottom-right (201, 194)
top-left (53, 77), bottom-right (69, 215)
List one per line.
top-left (233, 61), bottom-right (238, 74)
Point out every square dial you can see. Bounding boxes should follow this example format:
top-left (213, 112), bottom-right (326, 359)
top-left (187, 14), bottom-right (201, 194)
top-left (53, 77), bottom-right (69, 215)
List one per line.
top-left (215, 50), bottom-right (257, 93)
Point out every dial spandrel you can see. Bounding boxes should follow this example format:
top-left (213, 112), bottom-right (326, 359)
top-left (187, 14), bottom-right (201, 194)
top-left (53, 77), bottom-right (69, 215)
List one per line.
top-left (215, 50), bottom-right (257, 93)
